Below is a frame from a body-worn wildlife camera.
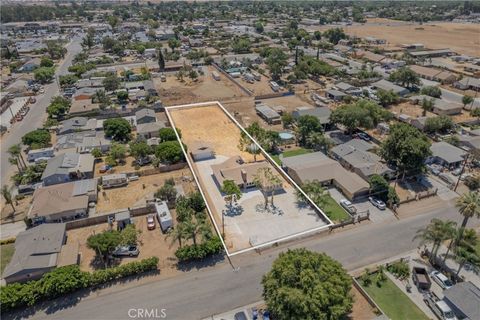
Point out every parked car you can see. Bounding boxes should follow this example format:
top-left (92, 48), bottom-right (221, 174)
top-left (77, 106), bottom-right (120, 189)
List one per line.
top-left (424, 292), bottom-right (457, 320)
top-left (112, 245), bottom-right (139, 257)
top-left (427, 164), bottom-right (441, 176)
top-left (339, 199), bottom-right (357, 215)
top-left (412, 267), bottom-right (432, 291)
top-left (146, 214), bottom-right (156, 230)
top-left (439, 173), bottom-right (455, 185)
top-left (357, 132), bottom-right (371, 141)
top-left (369, 197), bottom-right (386, 210)
top-left (430, 271), bottom-right (453, 290)
top-left (451, 168), bottom-right (463, 176)
top-left (234, 312), bottom-right (248, 320)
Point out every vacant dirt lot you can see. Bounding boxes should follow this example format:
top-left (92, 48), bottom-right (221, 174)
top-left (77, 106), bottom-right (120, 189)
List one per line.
top-left (388, 101), bottom-right (436, 119)
top-left (96, 170), bottom-right (196, 213)
top-left (154, 66), bottom-right (248, 106)
top-left (66, 215), bottom-right (179, 273)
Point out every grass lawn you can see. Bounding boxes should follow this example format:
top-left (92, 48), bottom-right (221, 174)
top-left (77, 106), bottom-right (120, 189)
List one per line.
top-left (270, 148), bottom-right (313, 165)
top-left (322, 195), bottom-right (350, 222)
top-left (361, 274), bottom-right (429, 320)
top-left (1, 244), bottom-right (15, 275)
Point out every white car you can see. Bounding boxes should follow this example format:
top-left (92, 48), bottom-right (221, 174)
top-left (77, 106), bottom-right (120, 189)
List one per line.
top-left (369, 197), bottom-right (386, 210)
top-left (431, 271), bottom-right (453, 290)
top-left (339, 199), bottom-right (357, 214)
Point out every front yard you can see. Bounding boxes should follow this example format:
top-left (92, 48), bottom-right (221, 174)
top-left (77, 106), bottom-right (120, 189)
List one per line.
top-left (0, 244), bottom-right (15, 275)
top-left (360, 274), bottom-right (429, 320)
top-left (322, 195), bottom-right (350, 222)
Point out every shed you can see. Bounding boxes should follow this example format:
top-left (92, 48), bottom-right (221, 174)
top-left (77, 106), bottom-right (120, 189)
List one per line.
top-left (255, 105), bottom-right (281, 125)
top-left (115, 210), bottom-right (131, 231)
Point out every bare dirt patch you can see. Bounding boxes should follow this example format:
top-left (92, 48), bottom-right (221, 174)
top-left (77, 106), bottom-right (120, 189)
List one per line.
top-left (348, 285), bottom-right (379, 320)
top-left (1, 196), bottom-right (31, 224)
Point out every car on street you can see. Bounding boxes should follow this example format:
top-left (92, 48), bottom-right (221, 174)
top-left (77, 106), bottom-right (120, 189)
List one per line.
top-left (369, 197), bottom-right (386, 210)
top-left (146, 214), bottom-right (156, 230)
top-left (112, 245), bottom-right (139, 257)
top-left (430, 270), bottom-right (453, 290)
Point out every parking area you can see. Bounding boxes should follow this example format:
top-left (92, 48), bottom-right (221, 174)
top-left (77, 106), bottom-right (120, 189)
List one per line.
top-left (66, 214), bottom-right (179, 273)
top-left (328, 188), bottom-right (396, 223)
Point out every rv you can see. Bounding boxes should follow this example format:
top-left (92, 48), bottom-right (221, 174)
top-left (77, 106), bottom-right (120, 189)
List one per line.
top-left (102, 173), bottom-right (128, 189)
top-left (270, 81), bottom-right (280, 92)
top-left (212, 71), bottom-right (221, 81)
top-left (155, 201), bottom-right (173, 232)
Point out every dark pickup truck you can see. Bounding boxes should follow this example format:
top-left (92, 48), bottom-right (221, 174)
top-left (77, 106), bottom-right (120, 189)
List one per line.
top-left (412, 267), bottom-right (432, 291)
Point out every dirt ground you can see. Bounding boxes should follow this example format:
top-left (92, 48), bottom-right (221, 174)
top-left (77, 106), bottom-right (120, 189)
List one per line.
top-left (348, 286), bottom-right (379, 320)
top-left (311, 19), bottom-right (480, 56)
top-left (0, 195), bottom-right (31, 224)
top-left (94, 156), bottom-right (155, 177)
top-left (154, 66), bottom-right (248, 106)
top-left (388, 101), bottom-right (436, 119)
top-left (236, 74), bottom-right (276, 96)
top-left (96, 170), bottom-right (196, 213)
top-left (170, 104), bottom-right (264, 163)
top-left (66, 215), bottom-right (180, 273)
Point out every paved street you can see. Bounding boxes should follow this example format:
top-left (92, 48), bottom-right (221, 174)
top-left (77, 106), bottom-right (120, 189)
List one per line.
top-left (420, 78), bottom-right (480, 109)
top-left (0, 36), bottom-right (83, 187)
top-left (11, 198), bottom-right (478, 320)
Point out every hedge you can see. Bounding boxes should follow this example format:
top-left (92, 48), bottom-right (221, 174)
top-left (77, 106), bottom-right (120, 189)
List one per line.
top-left (0, 257), bottom-right (159, 312)
top-left (0, 238), bottom-right (15, 245)
top-left (175, 237), bottom-right (223, 262)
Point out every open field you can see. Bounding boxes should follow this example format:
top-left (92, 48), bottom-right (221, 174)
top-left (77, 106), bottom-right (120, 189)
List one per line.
top-left (96, 170), bottom-right (196, 213)
top-left (154, 66), bottom-right (248, 106)
top-left (66, 215), bottom-right (180, 273)
top-left (310, 19), bottom-right (479, 56)
top-left (0, 243), bottom-right (15, 276)
top-left (168, 103), bottom-right (330, 254)
top-left (360, 273), bottom-right (429, 320)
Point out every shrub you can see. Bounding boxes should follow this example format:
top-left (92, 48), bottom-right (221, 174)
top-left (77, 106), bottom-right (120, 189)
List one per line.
top-left (387, 260), bottom-right (410, 280)
top-left (175, 237), bottom-right (223, 262)
top-left (0, 257), bottom-right (159, 312)
top-left (0, 238), bottom-right (15, 245)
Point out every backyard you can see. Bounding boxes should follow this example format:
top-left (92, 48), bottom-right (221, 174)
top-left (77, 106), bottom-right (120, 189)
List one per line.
top-left (270, 147), bottom-right (312, 165)
top-left (0, 243), bottom-right (15, 275)
top-left (360, 273), bottom-right (429, 320)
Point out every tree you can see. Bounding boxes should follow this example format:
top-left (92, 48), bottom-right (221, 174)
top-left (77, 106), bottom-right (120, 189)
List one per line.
top-left (116, 90), bottom-right (128, 101)
top-left (424, 116), bottom-right (454, 134)
top-left (232, 37), bottom-right (251, 54)
top-left (155, 183), bottom-right (177, 203)
top-left (253, 167), bottom-right (281, 209)
top-left (306, 132), bottom-right (333, 153)
top-left (59, 74), bottom-right (79, 88)
top-left (155, 141), bottom-right (184, 164)
top-left (8, 144), bottom-right (26, 172)
top-left (168, 38), bottom-right (181, 52)
top-left (103, 118), bottom-right (131, 141)
top-left (129, 141), bottom-right (152, 161)
top-left (262, 249), bottom-right (352, 320)
top-left (167, 223), bottom-right (187, 248)
top-left (47, 96), bottom-right (71, 119)
top-left (34, 67), bottom-right (55, 84)
top-left (421, 97), bottom-right (434, 116)
top-left (389, 67), bottom-right (420, 89)
top-left (323, 27), bottom-right (347, 45)
top-left (221, 180), bottom-right (242, 206)
top-left (158, 48), bottom-right (165, 72)
top-left (380, 123), bottom-right (431, 178)
top-left (281, 113), bottom-right (294, 129)
top-left (297, 115), bottom-right (322, 145)
top-left (420, 86), bottom-right (442, 98)
top-left (87, 230), bottom-right (122, 267)
top-left (455, 191), bottom-right (480, 245)
top-left (40, 57), bottom-right (54, 68)
top-left (264, 48), bottom-right (288, 80)
top-left (376, 89), bottom-right (399, 107)
top-left (108, 143), bottom-right (127, 164)
top-left (22, 129), bottom-right (51, 149)
top-left (91, 148), bottom-right (103, 159)
top-left (470, 107), bottom-right (480, 119)
top-left (120, 224), bottom-right (141, 246)
top-left (462, 95), bottom-right (474, 108)
top-left (1, 186), bottom-right (15, 212)
top-left (255, 21), bottom-right (264, 33)
top-left (296, 180), bottom-right (329, 209)
top-left (92, 89), bottom-right (111, 108)
top-left (102, 74), bottom-right (120, 91)
top-left (414, 219), bottom-right (456, 262)
top-left (330, 99), bottom-right (391, 134)
top-left (159, 127), bottom-right (178, 142)
top-left (82, 32), bottom-right (95, 49)
top-left (369, 174), bottom-right (398, 205)
top-left (106, 15), bottom-right (119, 29)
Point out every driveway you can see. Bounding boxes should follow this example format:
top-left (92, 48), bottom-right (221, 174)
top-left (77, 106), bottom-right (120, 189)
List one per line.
top-left (328, 188), bottom-right (396, 223)
top-left (419, 175), bottom-right (458, 201)
top-left (0, 220), bottom-right (26, 240)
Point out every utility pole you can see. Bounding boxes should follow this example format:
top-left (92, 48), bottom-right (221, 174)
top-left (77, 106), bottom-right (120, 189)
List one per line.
top-left (454, 153), bottom-right (469, 192)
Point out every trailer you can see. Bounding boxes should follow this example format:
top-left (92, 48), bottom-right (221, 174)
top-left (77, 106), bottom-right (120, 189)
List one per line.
top-left (155, 200), bottom-right (173, 233)
top-left (102, 173), bottom-right (128, 189)
top-left (412, 267), bottom-right (432, 291)
top-left (212, 71), bottom-right (221, 81)
top-left (270, 81), bottom-right (280, 92)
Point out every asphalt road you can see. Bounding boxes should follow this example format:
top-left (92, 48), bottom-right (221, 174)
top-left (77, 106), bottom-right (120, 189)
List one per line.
top-left (13, 199), bottom-right (476, 320)
top-left (0, 36), bottom-right (83, 187)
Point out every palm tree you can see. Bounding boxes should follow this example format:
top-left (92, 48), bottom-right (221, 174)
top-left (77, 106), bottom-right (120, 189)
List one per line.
top-left (455, 191), bottom-right (480, 245)
top-left (1, 186), bottom-right (15, 212)
top-left (414, 219), bottom-right (454, 262)
top-left (253, 167), bottom-right (281, 209)
top-left (306, 132), bottom-right (334, 153)
top-left (454, 245), bottom-right (480, 277)
top-left (8, 144), bottom-right (25, 171)
top-left (421, 97), bottom-right (434, 116)
top-left (166, 224), bottom-right (187, 248)
top-left (182, 217), bottom-right (203, 246)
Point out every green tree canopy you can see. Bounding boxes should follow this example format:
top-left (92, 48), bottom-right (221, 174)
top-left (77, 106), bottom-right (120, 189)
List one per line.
top-left (40, 57), bottom-right (54, 67)
top-left (34, 67), bottom-right (55, 84)
top-left (159, 127), bottom-right (179, 142)
top-left (129, 140), bottom-right (152, 160)
top-left (376, 89), bottom-right (399, 107)
top-left (420, 86), bottom-right (442, 98)
top-left (155, 141), bottom-right (184, 164)
top-left (323, 27), bottom-right (347, 45)
top-left (87, 230), bottom-right (122, 267)
top-left (102, 74), bottom-right (121, 91)
top-left (103, 118), bottom-right (132, 141)
top-left (331, 99), bottom-right (391, 133)
top-left (262, 248), bottom-right (353, 320)
top-left (22, 129), bottom-right (51, 149)
top-left (389, 67), bottom-right (420, 88)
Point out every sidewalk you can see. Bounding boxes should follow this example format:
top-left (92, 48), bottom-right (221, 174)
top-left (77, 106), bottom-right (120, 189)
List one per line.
top-left (0, 220), bottom-right (26, 240)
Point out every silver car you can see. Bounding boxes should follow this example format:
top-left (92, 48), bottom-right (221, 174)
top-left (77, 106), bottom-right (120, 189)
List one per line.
top-left (369, 197), bottom-right (386, 210)
top-left (113, 245), bottom-right (139, 257)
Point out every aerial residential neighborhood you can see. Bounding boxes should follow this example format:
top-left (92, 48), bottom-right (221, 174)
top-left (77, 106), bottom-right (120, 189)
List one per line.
top-left (0, 1), bottom-right (479, 320)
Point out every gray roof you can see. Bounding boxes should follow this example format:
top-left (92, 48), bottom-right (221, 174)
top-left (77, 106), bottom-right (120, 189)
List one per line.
top-left (59, 117), bottom-right (97, 135)
top-left (41, 153), bottom-right (94, 180)
top-left (135, 108), bottom-right (156, 120)
top-left (444, 282), bottom-right (480, 320)
top-left (326, 89), bottom-right (347, 97)
top-left (137, 122), bottom-right (165, 134)
top-left (255, 105), bottom-right (280, 119)
top-left (2, 223), bottom-right (66, 279)
top-left (292, 107), bottom-right (331, 125)
top-left (372, 79), bottom-right (409, 95)
top-left (430, 141), bottom-right (467, 164)
top-left (72, 179), bottom-right (97, 196)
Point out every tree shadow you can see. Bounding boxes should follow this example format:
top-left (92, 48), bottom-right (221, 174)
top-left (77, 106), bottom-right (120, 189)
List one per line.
top-left (176, 253), bottom-right (225, 272)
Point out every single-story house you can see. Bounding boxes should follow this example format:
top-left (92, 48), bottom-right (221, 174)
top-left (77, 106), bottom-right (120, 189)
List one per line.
top-left (77, 135), bottom-right (111, 154)
top-left (409, 95), bottom-right (463, 115)
top-left (409, 65), bottom-right (457, 84)
top-left (135, 108), bottom-right (157, 125)
top-left (58, 117), bottom-right (97, 135)
top-left (456, 134), bottom-right (480, 152)
top-left (334, 82), bottom-right (362, 96)
top-left (326, 89), bottom-right (347, 101)
top-left (2, 223), bottom-right (79, 284)
top-left (371, 79), bottom-right (410, 97)
top-left (292, 107), bottom-right (332, 127)
top-left (428, 141), bottom-right (467, 169)
top-left (27, 147), bottom-right (54, 162)
top-left (143, 80), bottom-right (158, 96)
top-left (69, 100), bottom-right (100, 115)
top-left (409, 49), bottom-right (454, 58)
top-left (255, 104), bottom-right (281, 125)
top-left (75, 78), bottom-right (105, 89)
top-left (137, 121), bottom-right (166, 139)
top-left (282, 151), bottom-right (369, 201)
top-left (330, 139), bottom-right (395, 181)
top-left (453, 77), bottom-right (480, 92)
top-left (443, 282), bottom-right (480, 320)
top-left (73, 87), bottom-right (100, 101)
top-left (19, 57), bottom-right (41, 72)
top-left (28, 179), bottom-right (97, 224)
top-left (41, 153), bottom-right (95, 186)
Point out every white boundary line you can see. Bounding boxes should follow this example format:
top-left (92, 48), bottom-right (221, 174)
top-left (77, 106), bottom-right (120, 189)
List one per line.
top-left (165, 101), bottom-right (333, 257)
